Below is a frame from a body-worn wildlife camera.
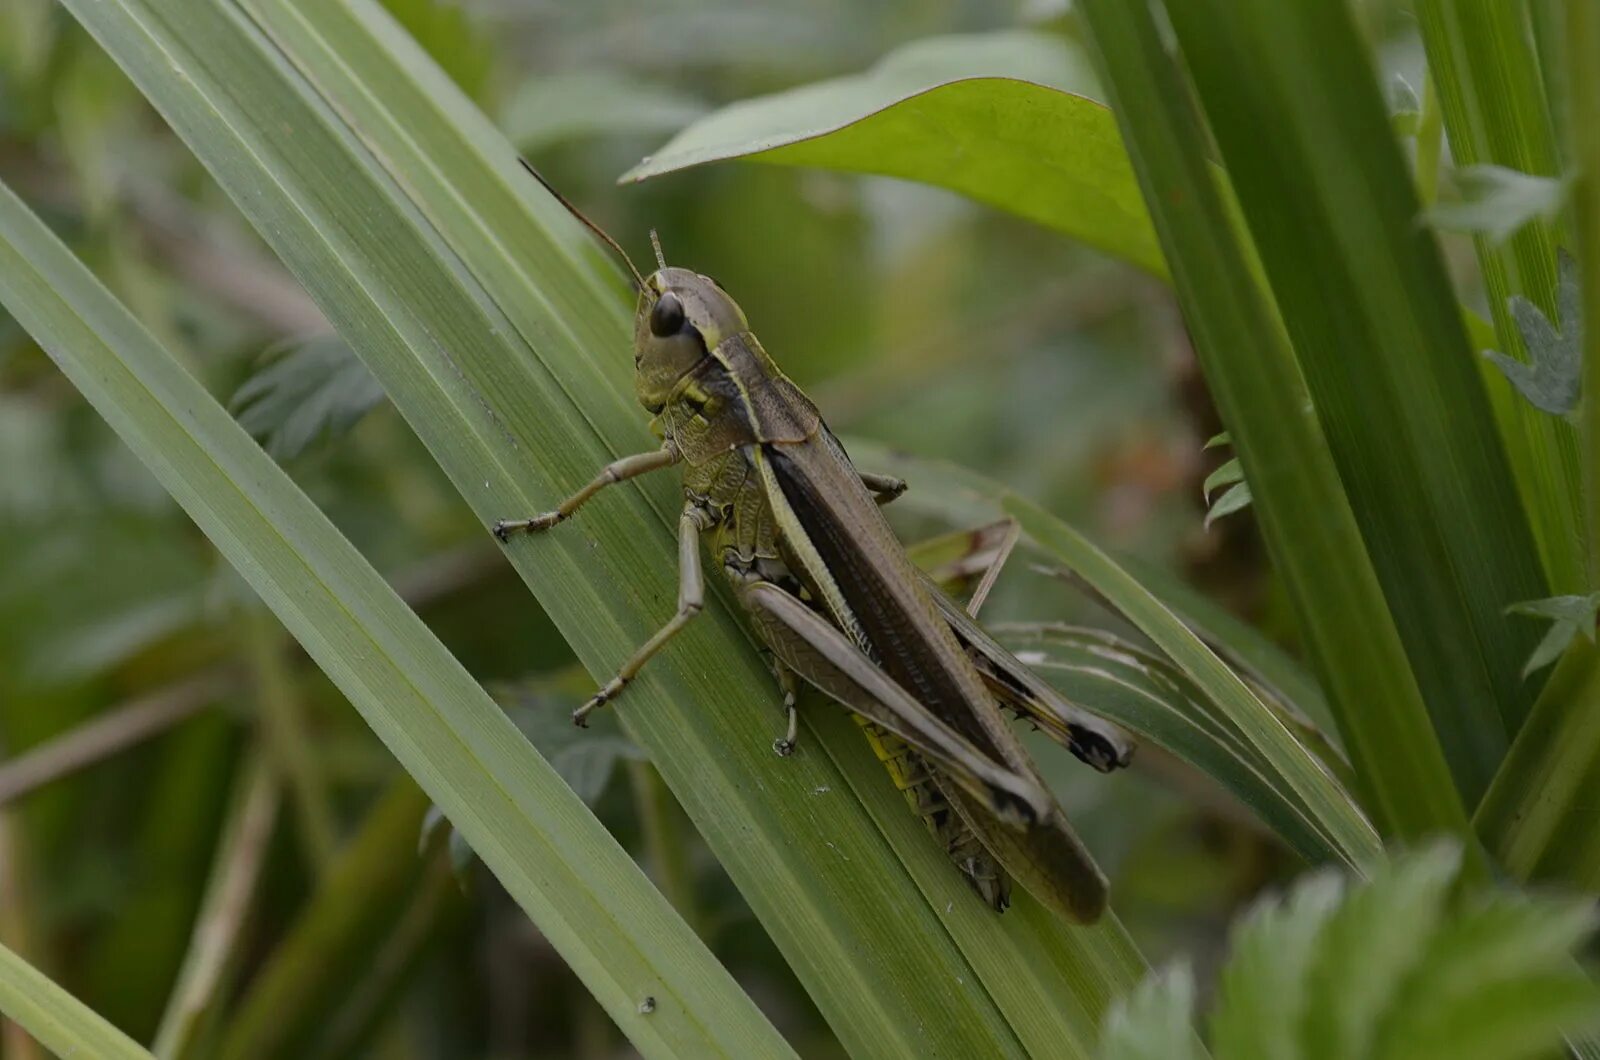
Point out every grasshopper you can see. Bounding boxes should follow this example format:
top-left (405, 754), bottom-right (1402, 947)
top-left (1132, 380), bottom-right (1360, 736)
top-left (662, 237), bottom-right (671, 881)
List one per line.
top-left (495, 163), bottom-right (1133, 923)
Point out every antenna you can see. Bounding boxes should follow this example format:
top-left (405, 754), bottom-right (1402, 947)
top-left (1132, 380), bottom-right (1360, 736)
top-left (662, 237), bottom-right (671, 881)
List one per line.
top-left (517, 157), bottom-right (647, 291)
top-left (649, 229), bottom-right (667, 271)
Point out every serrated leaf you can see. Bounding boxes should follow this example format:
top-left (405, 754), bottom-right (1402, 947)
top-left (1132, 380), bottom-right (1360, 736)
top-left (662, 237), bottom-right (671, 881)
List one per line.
top-left (1211, 869), bottom-right (1345, 1058)
top-left (1427, 164), bottom-right (1568, 244)
top-left (1484, 251), bottom-right (1583, 416)
top-left (1099, 963), bottom-right (1205, 1060)
top-left (1113, 845), bottom-right (1600, 1060)
top-left (1300, 845), bottom-right (1461, 1060)
top-left (1203, 480), bottom-right (1252, 530)
top-left (230, 336), bottom-right (385, 459)
top-left (1507, 592), bottom-right (1600, 677)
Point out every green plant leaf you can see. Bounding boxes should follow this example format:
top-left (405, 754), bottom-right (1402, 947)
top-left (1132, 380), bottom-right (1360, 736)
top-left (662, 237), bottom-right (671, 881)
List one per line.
top-left (1203, 481), bottom-right (1252, 531)
top-left (0, 169), bottom-right (791, 1058)
top-left (1506, 593), bottom-right (1600, 677)
top-left (1485, 251), bottom-right (1582, 417)
top-left (1116, 845), bottom-right (1600, 1060)
top-left (621, 31), bottom-right (1166, 277)
top-left (1201, 458), bottom-right (1243, 501)
top-left (230, 335), bottom-right (385, 460)
top-left (0, 940), bottom-right (152, 1059)
top-left (1427, 166), bottom-right (1568, 245)
top-left (55, 0), bottom-right (1147, 1053)
top-left (1077, 0), bottom-right (1475, 850)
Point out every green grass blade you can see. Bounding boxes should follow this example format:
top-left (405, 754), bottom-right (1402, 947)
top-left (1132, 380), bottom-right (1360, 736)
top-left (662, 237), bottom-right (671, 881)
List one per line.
top-left (1005, 494), bottom-right (1381, 872)
top-left (621, 31), bottom-right (1164, 277)
top-left (1476, 641), bottom-right (1600, 890)
top-left (991, 622), bottom-right (1343, 864)
top-left (1162, 0), bottom-right (1550, 804)
top-left (56, 0), bottom-right (1146, 1053)
top-left (0, 174), bottom-right (791, 1060)
top-left (1414, 0), bottom-right (1584, 596)
top-left (1076, 0), bottom-right (1475, 850)
top-left (1576, 0), bottom-right (1600, 579)
top-left (0, 941), bottom-right (152, 1059)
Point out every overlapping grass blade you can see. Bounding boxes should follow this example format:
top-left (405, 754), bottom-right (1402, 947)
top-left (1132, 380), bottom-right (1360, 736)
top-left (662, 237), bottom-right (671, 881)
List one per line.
top-left (0, 940), bottom-right (150, 1059)
top-left (1414, 0), bottom-right (1583, 596)
top-left (1005, 495), bottom-right (1381, 872)
top-left (1476, 641), bottom-right (1600, 890)
top-left (0, 171), bottom-right (789, 1059)
top-left (1076, 0), bottom-right (1474, 851)
top-left (990, 622), bottom-right (1344, 864)
top-left (1162, 0), bottom-right (1549, 805)
top-left (55, 0), bottom-right (1146, 1053)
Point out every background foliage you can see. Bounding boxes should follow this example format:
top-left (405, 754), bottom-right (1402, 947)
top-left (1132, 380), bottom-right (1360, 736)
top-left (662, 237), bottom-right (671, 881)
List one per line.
top-left (0, 0), bottom-right (1596, 1057)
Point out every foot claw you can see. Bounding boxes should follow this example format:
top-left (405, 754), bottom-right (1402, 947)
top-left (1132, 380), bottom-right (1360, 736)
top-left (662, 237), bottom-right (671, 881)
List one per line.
top-left (772, 738), bottom-right (795, 758)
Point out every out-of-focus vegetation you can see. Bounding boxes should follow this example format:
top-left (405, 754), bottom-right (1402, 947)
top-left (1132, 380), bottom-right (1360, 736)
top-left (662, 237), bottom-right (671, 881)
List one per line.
top-left (0, 0), bottom-right (1595, 1057)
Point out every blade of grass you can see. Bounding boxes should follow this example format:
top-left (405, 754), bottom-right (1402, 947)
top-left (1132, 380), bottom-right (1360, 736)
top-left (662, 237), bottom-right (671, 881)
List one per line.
top-left (1162, 0), bottom-right (1550, 803)
top-left (0, 941), bottom-right (151, 1060)
top-left (152, 755), bottom-right (279, 1060)
top-left (1005, 494), bottom-right (1381, 872)
top-left (1077, 0), bottom-right (1477, 851)
top-left (1576, 0), bottom-right (1600, 578)
top-left (1414, 0), bottom-right (1584, 596)
top-left (234, 0), bottom-right (1145, 1047)
top-left (1476, 640), bottom-right (1600, 889)
top-left (216, 778), bottom-right (430, 1060)
top-left (0, 174), bottom-right (791, 1060)
top-left (56, 0), bottom-right (1146, 1052)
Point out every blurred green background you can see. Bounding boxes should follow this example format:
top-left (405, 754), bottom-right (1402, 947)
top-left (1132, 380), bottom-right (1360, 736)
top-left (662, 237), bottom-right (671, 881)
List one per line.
top-left (0, 1), bottom-right (1440, 1056)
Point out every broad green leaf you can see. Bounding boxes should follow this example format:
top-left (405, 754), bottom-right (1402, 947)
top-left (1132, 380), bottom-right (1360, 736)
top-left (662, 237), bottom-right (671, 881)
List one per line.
top-left (1427, 166), bottom-right (1569, 244)
top-left (57, 0), bottom-right (1147, 1054)
top-left (1484, 252), bottom-right (1582, 418)
top-left (231, 336), bottom-right (385, 460)
top-left (1576, 0), bottom-right (1600, 588)
top-left (1164, 0), bottom-right (1550, 803)
top-left (1004, 493), bottom-right (1382, 872)
top-left (1077, 0), bottom-right (1474, 850)
top-left (500, 71), bottom-right (708, 151)
top-left (621, 31), bottom-right (1165, 278)
top-left (0, 939), bottom-right (151, 1059)
top-left (0, 170), bottom-right (789, 1058)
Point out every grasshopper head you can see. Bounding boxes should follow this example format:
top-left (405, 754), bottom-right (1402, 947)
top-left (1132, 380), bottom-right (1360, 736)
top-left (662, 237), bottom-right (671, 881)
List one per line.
top-left (633, 267), bottom-right (749, 412)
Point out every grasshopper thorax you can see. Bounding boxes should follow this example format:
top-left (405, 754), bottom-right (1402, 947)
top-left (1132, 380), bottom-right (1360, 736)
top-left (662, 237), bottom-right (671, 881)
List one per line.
top-left (633, 267), bottom-right (749, 413)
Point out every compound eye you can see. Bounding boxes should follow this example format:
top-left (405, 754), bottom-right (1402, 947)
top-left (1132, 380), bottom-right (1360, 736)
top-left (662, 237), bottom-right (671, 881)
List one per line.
top-left (649, 292), bottom-right (686, 337)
